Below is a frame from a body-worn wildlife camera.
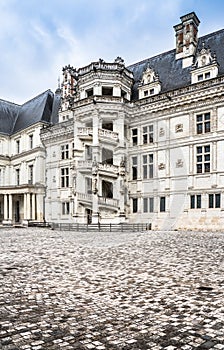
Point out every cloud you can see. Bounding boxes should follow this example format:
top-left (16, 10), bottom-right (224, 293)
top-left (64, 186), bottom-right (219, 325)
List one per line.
top-left (0, 0), bottom-right (224, 103)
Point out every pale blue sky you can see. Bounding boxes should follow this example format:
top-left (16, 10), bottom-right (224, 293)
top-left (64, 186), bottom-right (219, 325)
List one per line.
top-left (0, 0), bottom-right (223, 104)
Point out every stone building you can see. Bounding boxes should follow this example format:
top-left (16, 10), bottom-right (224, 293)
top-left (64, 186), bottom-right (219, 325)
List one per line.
top-left (41, 12), bottom-right (224, 230)
top-left (2, 12), bottom-right (224, 230)
top-left (0, 90), bottom-right (60, 225)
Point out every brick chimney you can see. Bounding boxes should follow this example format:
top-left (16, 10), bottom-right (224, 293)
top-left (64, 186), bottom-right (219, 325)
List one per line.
top-left (174, 12), bottom-right (200, 67)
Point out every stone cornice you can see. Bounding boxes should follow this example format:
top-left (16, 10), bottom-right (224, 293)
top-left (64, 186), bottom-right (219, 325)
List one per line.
top-left (40, 120), bottom-right (74, 143)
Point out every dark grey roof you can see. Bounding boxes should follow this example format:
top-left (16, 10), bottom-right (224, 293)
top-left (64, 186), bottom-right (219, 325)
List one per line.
top-left (0, 100), bottom-right (19, 135)
top-left (128, 29), bottom-right (224, 100)
top-left (0, 90), bottom-right (61, 135)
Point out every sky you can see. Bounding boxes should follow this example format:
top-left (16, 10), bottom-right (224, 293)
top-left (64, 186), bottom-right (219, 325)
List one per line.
top-left (0, 0), bottom-right (224, 104)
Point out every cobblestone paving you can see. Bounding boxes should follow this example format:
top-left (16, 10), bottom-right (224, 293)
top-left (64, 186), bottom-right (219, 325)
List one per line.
top-left (0, 228), bottom-right (224, 350)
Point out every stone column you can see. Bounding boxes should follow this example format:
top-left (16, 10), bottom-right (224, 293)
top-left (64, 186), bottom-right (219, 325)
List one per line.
top-left (8, 194), bottom-right (13, 222)
top-left (27, 193), bottom-right (31, 220)
top-left (23, 194), bottom-right (27, 220)
top-left (3, 194), bottom-right (8, 220)
top-left (32, 194), bottom-right (36, 220)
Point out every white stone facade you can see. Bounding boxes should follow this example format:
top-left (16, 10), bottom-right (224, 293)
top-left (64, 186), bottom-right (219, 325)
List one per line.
top-left (41, 12), bottom-right (224, 230)
top-left (2, 12), bottom-right (224, 230)
top-left (0, 124), bottom-right (46, 224)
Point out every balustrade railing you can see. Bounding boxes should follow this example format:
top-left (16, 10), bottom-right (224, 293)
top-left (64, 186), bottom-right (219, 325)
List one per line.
top-left (77, 127), bottom-right (118, 142)
top-left (98, 197), bottom-right (119, 207)
top-left (77, 192), bottom-right (92, 202)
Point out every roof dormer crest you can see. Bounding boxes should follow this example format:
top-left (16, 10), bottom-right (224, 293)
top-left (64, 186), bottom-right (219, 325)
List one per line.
top-left (192, 42), bottom-right (217, 69)
top-left (141, 65), bottom-right (159, 85)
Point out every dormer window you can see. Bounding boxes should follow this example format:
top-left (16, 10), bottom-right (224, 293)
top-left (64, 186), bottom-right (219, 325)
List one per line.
top-left (138, 65), bottom-right (161, 99)
top-left (191, 43), bottom-right (219, 84)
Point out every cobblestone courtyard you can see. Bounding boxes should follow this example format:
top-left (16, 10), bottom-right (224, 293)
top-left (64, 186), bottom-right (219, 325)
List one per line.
top-left (0, 228), bottom-right (224, 350)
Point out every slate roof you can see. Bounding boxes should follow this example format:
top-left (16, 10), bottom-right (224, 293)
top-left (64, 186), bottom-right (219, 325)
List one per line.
top-left (0, 90), bottom-right (60, 136)
top-left (128, 29), bottom-right (224, 100)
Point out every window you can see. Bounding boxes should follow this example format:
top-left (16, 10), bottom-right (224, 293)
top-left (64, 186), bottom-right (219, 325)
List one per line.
top-left (205, 72), bottom-right (210, 79)
top-left (86, 145), bottom-right (92, 160)
top-left (208, 194), bottom-right (221, 208)
top-left (144, 90), bottom-right (148, 97)
top-left (102, 87), bottom-right (113, 96)
top-left (143, 154), bottom-right (153, 179)
top-left (16, 140), bottom-right (20, 154)
top-left (86, 88), bottom-right (93, 97)
top-left (61, 167), bottom-right (69, 187)
top-left (28, 165), bottom-right (33, 184)
top-left (102, 122), bottom-right (113, 131)
top-left (61, 144), bottom-right (69, 160)
top-left (196, 112), bottom-right (210, 134)
top-left (198, 74), bottom-right (203, 81)
top-left (132, 156), bottom-right (138, 180)
top-left (143, 125), bottom-right (153, 144)
top-left (102, 180), bottom-right (113, 198)
top-left (132, 128), bottom-right (138, 146)
top-left (86, 177), bottom-right (92, 194)
top-left (29, 134), bottom-right (33, 149)
top-left (196, 145), bottom-right (210, 173)
top-left (160, 197), bottom-right (166, 212)
top-left (190, 194), bottom-right (201, 209)
top-left (143, 197), bottom-right (154, 213)
top-left (150, 88), bottom-right (154, 95)
top-left (16, 169), bottom-right (20, 185)
top-left (62, 202), bottom-right (70, 215)
top-left (133, 198), bottom-right (138, 213)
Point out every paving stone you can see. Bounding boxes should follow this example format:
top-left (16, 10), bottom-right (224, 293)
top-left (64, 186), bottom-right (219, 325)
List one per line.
top-left (0, 228), bottom-right (224, 349)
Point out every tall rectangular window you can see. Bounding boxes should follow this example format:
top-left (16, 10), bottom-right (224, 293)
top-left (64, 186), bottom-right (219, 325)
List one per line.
top-left (160, 197), bottom-right (166, 212)
top-left (209, 194), bottom-right (221, 208)
top-left (29, 134), bottom-right (33, 149)
top-left (62, 202), bottom-right (70, 215)
top-left (132, 156), bottom-right (138, 180)
top-left (143, 154), bottom-right (153, 179)
top-left (61, 144), bottom-right (69, 160)
top-left (191, 194), bottom-right (201, 208)
top-left (143, 197), bottom-right (154, 213)
top-left (61, 167), bottom-right (69, 187)
top-left (86, 145), bottom-right (92, 160)
top-left (196, 112), bottom-right (210, 134)
top-left (16, 140), bottom-right (20, 154)
top-left (132, 128), bottom-right (138, 146)
top-left (16, 169), bottom-right (20, 185)
top-left (133, 198), bottom-right (138, 213)
top-left (86, 177), bottom-right (92, 194)
top-left (143, 125), bottom-right (153, 144)
top-left (196, 145), bottom-right (210, 173)
top-left (28, 165), bottom-right (33, 184)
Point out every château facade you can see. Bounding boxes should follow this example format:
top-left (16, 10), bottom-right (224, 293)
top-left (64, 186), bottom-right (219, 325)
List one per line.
top-left (1, 12), bottom-right (224, 230)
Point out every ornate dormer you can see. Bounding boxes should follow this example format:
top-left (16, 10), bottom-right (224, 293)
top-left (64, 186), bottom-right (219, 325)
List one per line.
top-left (138, 65), bottom-right (161, 99)
top-left (191, 43), bottom-right (219, 84)
top-left (174, 12), bottom-right (200, 68)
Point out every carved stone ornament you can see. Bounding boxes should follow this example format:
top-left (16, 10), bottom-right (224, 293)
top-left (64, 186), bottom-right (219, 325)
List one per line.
top-left (158, 163), bottom-right (165, 170)
top-left (192, 42), bottom-right (217, 69)
top-left (141, 65), bottom-right (159, 85)
top-left (175, 124), bottom-right (183, 133)
top-left (159, 127), bottom-right (165, 137)
top-left (176, 159), bottom-right (184, 168)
